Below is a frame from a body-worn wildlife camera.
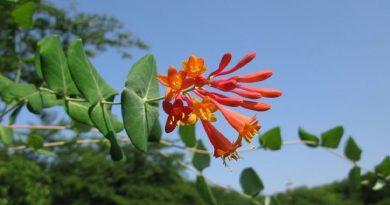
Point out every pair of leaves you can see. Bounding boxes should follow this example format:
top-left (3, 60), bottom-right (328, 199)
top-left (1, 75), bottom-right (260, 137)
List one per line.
top-left (298, 126), bottom-right (344, 148)
top-left (121, 55), bottom-right (160, 152)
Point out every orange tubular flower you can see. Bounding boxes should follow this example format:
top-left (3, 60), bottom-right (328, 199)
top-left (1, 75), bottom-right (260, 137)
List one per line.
top-left (201, 120), bottom-right (240, 163)
top-left (182, 55), bottom-right (207, 78)
top-left (213, 100), bottom-right (260, 144)
top-left (156, 66), bottom-right (194, 100)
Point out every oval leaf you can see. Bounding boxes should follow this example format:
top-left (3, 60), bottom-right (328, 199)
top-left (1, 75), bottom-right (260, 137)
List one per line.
top-left (179, 124), bottom-right (196, 147)
top-left (298, 127), bottom-right (319, 148)
top-left (89, 103), bottom-right (123, 161)
top-left (148, 118), bottom-right (162, 142)
top-left (67, 39), bottom-right (117, 104)
top-left (375, 156), bottom-right (390, 177)
top-left (11, 1), bottom-right (36, 28)
top-left (121, 55), bottom-right (159, 152)
top-left (259, 127), bottom-right (282, 151)
top-left (344, 136), bottom-right (362, 162)
top-left (38, 35), bottom-right (79, 96)
top-left (321, 126), bottom-right (344, 148)
top-left (192, 140), bottom-right (210, 172)
top-left (65, 101), bottom-right (94, 126)
top-left (240, 168), bottom-right (264, 197)
top-left (348, 166), bottom-right (361, 191)
top-left (0, 125), bottom-right (13, 145)
top-left (196, 175), bottom-right (218, 205)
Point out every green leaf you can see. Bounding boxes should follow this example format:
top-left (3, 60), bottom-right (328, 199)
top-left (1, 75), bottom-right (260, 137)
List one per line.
top-left (35, 45), bottom-right (43, 79)
top-left (240, 168), bottom-right (264, 197)
top-left (89, 103), bottom-right (123, 161)
top-left (375, 156), bottom-right (390, 177)
top-left (259, 127), bottom-right (282, 151)
top-left (67, 39), bottom-right (117, 104)
top-left (27, 134), bottom-right (44, 150)
top-left (192, 140), bottom-right (210, 172)
top-left (38, 35), bottom-right (79, 96)
top-left (26, 90), bottom-right (43, 114)
top-left (65, 101), bottom-right (93, 126)
top-left (320, 126), bottom-right (344, 148)
top-left (298, 127), bottom-right (319, 148)
top-left (0, 125), bottom-right (13, 145)
top-left (344, 136), bottom-right (362, 162)
top-left (348, 166), bottom-right (361, 191)
top-left (70, 120), bottom-right (93, 133)
top-left (372, 180), bottom-right (386, 191)
top-left (148, 118), bottom-right (162, 142)
top-left (121, 55), bottom-right (159, 152)
top-left (41, 91), bottom-right (62, 108)
top-left (265, 196), bottom-right (281, 205)
top-left (196, 175), bottom-right (218, 205)
top-left (179, 124), bottom-right (196, 147)
top-left (0, 73), bottom-right (13, 93)
top-left (11, 1), bottom-right (36, 28)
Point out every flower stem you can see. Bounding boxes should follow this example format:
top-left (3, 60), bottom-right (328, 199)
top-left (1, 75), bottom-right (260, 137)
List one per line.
top-left (145, 95), bottom-right (165, 103)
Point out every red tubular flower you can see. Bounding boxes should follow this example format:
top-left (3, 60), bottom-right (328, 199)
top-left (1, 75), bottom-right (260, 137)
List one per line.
top-left (212, 52), bottom-right (256, 77)
top-left (210, 79), bottom-right (238, 91)
top-left (232, 70), bottom-right (273, 83)
top-left (240, 100), bottom-right (271, 111)
top-left (162, 99), bottom-right (192, 133)
top-left (196, 90), bottom-right (243, 107)
top-left (156, 66), bottom-right (194, 100)
top-left (201, 120), bottom-right (240, 162)
top-left (213, 100), bottom-right (260, 143)
top-left (238, 85), bottom-right (282, 98)
top-left (229, 89), bottom-right (262, 99)
top-left (208, 52), bottom-right (232, 78)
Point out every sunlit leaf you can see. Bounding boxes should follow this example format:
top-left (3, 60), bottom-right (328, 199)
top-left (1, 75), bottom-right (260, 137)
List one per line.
top-left (41, 91), bottom-right (62, 108)
top-left (36, 149), bottom-right (56, 157)
top-left (0, 125), bottom-right (12, 145)
top-left (5, 83), bottom-right (43, 114)
top-left (179, 124), bottom-right (196, 148)
top-left (67, 39), bottom-right (117, 104)
top-left (344, 136), bottom-right (362, 162)
top-left (196, 175), bottom-right (218, 205)
top-left (375, 156), bottom-right (390, 177)
top-left (121, 55), bottom-right (159, 152)
top-left (240, 168), bottom-right (264, 197)
top-left (38, 35), bottom-right (79, 96)
top-left (89, 103), bottom-right (123, 161)
top-left (0, 73), bottom-right (13, 93)
top-left (259, 127), bottom-right (282, 150)
top-left (348, 166), bottom-right (361, 191)
top-left (11, 1), bottom-right (36, 28)
top-left (320, 126), bottom-right (343, 148)
top-left (372, 180), bottom-right (386, 191)
top-left (298, 127), bottom-right (319, 148)
top-left (265, 196), bottom-right (281, 205)
top-left (192, 140), bottom-right (210, 172)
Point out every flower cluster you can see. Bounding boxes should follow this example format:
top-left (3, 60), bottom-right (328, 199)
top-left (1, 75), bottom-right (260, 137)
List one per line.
top-left (157, 52), bottom-right (281, 164)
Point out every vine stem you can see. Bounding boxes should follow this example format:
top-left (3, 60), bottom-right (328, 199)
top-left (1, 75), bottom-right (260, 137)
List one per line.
top-left (0, 102), bottom-right (24, 121)
top-left (2, 124), bottom-right (375, 175)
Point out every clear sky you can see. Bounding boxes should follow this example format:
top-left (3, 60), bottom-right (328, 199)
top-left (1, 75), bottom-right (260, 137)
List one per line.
top-left (52, 0), bottom-right (390, 194)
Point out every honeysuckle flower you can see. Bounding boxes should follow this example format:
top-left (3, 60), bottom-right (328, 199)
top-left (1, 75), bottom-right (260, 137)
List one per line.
top-left (156, 66), bottom-right (194, 100)
top-left (182, 55), bottom-right (207, 78)
top-left (162, 99), bottom-right (192, 133)
top-left (201, 120), bottom-right (240, 164)
top-left (156, 51), bottom-right (281, 165)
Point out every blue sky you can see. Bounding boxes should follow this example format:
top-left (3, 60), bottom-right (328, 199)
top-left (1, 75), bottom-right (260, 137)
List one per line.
top-left (51, 0), bottom-right (390, 194)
